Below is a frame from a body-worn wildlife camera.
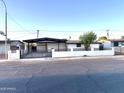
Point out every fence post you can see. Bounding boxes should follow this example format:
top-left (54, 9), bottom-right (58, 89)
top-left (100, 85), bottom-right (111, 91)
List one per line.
top-left (71, 48), bottom-right (73, 52)
top-left (52, 49), bottom-right (55, 58)
top-left (91, 47), bottom-right (94, 51)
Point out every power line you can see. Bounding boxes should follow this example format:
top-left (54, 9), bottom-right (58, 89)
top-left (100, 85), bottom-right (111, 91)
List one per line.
top-left (7, 12), bottom-right (32, 32)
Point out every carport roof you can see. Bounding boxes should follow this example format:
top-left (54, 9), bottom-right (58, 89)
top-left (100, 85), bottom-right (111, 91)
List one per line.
top-left (23, 37), bottom-right (67, 43)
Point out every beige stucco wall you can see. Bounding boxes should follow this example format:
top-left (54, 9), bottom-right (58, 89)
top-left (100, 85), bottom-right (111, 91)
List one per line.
top-left (58, 43), bottom-right (66, 50)
top-left (24, 42), bottom-right (67, 52)
top-left (37, 43), bottom-right (46, 52)
top-left (47, 43), bottom-right (66, 52)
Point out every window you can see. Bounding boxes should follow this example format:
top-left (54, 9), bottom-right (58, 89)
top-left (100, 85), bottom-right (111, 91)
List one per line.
top-left (76, 43), bottom-right (81, 47)
top-left (122, 42), bottom-right (124, 46)
top-left (114, 42), bottom-right (119, 46)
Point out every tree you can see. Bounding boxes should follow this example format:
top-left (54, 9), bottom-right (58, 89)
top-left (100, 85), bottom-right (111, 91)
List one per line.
top-left (98, 36), bottom-right (108, 42)
top-left (79, 31), bottom-right (97, 50)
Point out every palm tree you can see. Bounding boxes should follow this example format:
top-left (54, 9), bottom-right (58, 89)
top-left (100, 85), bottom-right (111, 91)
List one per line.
top-left (79, 31), bottom-right (97, 50)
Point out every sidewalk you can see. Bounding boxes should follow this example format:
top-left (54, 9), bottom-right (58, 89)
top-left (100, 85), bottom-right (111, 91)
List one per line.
top-left (0, 55), bottom-right (124, 63)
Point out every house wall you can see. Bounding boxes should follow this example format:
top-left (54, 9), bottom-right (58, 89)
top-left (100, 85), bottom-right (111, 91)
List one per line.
top-left (103, 41), bottom-right (112, 48)
top-left (112, 41), bottom-right (124, 47)
top-left (67, 44), bottom-right (99, 49)
top-left (11, 41), bottom-right (22, 46)
top-left (37, 43), bottom-right (46, 52)
top-left (67, 44), bottom-right (77, 49)
top-left (58, 43), bottom-right (66, 50)
top-left (24, 42), bottom-right (66, 53)
top-left (67, 44), bottom-right (84, 49)
top-left (11, 41), bottom-right (24, 55)
top-left (90, 44), bottom-right (99, 49)
top-left (0, 44), bottom-right (10, 54)
top-left (47, 43), bottom-right (66, 52)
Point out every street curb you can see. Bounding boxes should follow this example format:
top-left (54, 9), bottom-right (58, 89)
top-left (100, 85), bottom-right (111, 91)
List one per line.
top-left (0, 55), bottom-right (124, 63)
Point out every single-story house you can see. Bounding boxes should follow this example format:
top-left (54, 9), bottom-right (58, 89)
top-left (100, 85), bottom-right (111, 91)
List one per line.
top-left (21, 37), bottom-right (104, 58)
top-left (23, 37), bottom-right (102, 53)
top-left (0, 40), bottom-right (24, 59)
top-left (23, 37), bottom-right (67, 53)
top-left (0, 37), bottom-right (110, 59)
top-left (110, 39), bottom-right (124, 47)
top-left (108, 39), bottom-right (124, 55)
top-left (67, 40), bottom-right (101, 50)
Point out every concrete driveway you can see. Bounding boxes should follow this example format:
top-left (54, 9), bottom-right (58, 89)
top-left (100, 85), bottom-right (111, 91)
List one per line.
top-left (0, 56), bottom-right (124, 93)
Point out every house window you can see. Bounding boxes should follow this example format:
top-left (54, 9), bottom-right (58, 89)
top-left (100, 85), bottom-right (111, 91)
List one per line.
top-left (122, 42), bottom-right (124, 46)
top-left (76, 43), bottom-right (81, 47)
top-left (114, 42), bottom-right (119, 46)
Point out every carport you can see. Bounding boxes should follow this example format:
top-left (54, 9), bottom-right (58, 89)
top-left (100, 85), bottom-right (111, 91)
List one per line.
top-left (22, 37), bottom-right (67, 58)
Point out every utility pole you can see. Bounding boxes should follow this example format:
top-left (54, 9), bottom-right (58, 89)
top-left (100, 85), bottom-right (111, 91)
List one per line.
top-left (106, 29), bottom-right (110, 39)
top-left (37, 30), bottom-right (39, 38)
top-left (1, 0), bottom-right (8, 59)
top-left (69, 36), bottom-right (71, 40)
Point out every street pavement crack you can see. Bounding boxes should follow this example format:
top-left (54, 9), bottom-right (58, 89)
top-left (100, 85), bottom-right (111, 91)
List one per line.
top-left (25, 75), bottom-right (33, 93)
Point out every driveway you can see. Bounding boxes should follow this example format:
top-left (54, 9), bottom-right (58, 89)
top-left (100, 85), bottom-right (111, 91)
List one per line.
top-left (0, 56), bottom-right (124, 93)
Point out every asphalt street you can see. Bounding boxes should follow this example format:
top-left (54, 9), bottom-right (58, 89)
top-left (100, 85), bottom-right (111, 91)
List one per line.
top-left (0, 56), bottom-right (124, 93)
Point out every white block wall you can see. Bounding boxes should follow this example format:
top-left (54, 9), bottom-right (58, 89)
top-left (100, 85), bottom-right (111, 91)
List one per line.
top-left (8, 50), bottom-right (20, 60)
top-left (52, 48), bottom-right (114, 58)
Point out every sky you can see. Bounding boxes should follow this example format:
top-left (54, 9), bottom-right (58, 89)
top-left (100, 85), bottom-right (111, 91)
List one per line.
top-left (0, 0), bottom-right (124, 40)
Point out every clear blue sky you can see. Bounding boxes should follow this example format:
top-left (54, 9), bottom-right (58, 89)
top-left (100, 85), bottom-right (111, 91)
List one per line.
top-left (0, 0), bottom-right (124, 39)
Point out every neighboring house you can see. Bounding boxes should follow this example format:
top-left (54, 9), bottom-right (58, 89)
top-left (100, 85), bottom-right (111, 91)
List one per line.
top-left (110, 39), bottom-right (124, 47)
top-left (0, 40), bottom-right (24, 59)
top-left (67, 40), bottom-right (83, 49)
top-left (109, 39), bottom-right (124, 55)
top-left (67, 40), bottom-right (100, 50)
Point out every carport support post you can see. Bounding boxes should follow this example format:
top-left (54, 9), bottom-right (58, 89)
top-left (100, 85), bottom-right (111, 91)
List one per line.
top-left (65, 42), bottom-right (67, 51)
top-left (58, 42), bottom-right (60, 51)
top-left (28, 43), bottom-right (29, 53)
top-left (45, 42), bottom-right (47, 52)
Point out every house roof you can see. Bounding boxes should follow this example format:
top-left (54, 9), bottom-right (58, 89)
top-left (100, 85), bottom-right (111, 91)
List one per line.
top-left (109, 39), bottom-right (124, 42)
top-left (0, 40), bottom-right (23, 44)
top-left (67, 40), bottom-right (81, 44)
top-left (67, 40), bottom-right (101, 44)
top-left (23, 37), bottom-right (67, 43)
